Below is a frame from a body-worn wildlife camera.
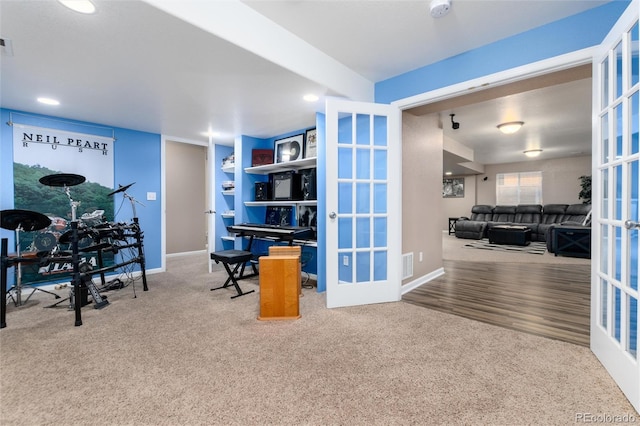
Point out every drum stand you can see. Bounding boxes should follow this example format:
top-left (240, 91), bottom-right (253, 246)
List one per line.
top-left (6, 226), bottom-right (59, 307)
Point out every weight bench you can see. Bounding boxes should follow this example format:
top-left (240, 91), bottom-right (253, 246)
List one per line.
top-left (210, 250), bottom-right (257, 299)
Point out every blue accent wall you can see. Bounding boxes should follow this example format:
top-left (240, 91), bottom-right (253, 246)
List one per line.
top-left (1, 108), bottom-right (162, 274)
top-left (375, 1), bottom-right (630, 103)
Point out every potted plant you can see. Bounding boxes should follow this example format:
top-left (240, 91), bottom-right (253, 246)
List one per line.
top-left (578, 175), bottom-right (591, 204)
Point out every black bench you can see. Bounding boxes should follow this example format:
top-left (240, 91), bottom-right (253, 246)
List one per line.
top-left (210, 250), bottom-right (257, 299)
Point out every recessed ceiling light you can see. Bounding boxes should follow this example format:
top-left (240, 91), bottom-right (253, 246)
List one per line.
top-left (445, 171), bottom-right (452, 176)
top-left (524, 149), bottom-right (543, 158)
top-left (303, 94), bottom-right (319, 102)
top-left (37, 97), bottom-right (60, 106)
top-left (58, 0), bottom-right (96, 14)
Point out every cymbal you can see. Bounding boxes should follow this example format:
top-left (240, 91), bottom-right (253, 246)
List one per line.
top-left (107, 182), bottom-right (135, 196)
top-left (39, 173), bottom-right (86, 187)
top-left (0, 209), bottom-right (51, 231)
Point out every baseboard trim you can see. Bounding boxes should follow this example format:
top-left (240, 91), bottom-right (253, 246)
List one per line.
top-left (401, 267), bottom-right (445, 295)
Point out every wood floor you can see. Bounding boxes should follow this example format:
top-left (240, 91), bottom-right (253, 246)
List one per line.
top-left (402, 259), bottom-right (591, 346)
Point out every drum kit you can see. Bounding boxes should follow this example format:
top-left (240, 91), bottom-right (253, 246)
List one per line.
top-left (1, 173), bottom-right (147, 327)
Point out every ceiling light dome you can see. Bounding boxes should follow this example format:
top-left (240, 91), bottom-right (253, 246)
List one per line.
top-left (497, 121), bottom-right (524, 134)
top-left (58, 0), bottom-right (96, 14)
top-left (524, 149), bottom-right (543, 158)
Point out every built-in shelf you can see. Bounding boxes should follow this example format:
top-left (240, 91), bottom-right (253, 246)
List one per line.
top-left (222, 190), bottom-right (235, 196)
top-left (221, 236), bottom-right (236, 242)
top-left (244, 157), bottom-right (316, 175)
top-left (222, 164), bottom-right (235, 173)
top-left (244, 200), bottom-right (317, 207)
top-left (221, 212), bottom-right (235, 219)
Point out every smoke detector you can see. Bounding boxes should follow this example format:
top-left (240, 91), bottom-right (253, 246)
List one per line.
top-left (430, 0), bottom-right (451, 18)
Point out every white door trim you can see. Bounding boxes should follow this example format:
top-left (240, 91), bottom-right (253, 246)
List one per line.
top-left (392, 47), bottom-right (596, 111)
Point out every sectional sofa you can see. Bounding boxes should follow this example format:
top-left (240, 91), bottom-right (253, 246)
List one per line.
top-left (454, 203), bottom-right (592, 243)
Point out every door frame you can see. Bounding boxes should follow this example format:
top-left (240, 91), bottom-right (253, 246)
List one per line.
top-left (160, 134), bottom-right (209, 271)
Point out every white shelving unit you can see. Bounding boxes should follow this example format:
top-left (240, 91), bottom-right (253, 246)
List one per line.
top-left (244, 157), bottom-right (316, 175)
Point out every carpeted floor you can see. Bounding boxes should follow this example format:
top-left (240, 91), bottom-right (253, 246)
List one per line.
top-left (0, 251), bottom-right (635, 425)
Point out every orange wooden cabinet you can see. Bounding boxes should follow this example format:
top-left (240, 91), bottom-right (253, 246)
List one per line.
top-left (267, 245), bottom-right (302, 296)
top-left (257, 255), bottom-right (301, 321)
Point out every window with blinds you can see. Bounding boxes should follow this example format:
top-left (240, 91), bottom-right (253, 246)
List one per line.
top-left (496, 171), bottom-right (542, 205)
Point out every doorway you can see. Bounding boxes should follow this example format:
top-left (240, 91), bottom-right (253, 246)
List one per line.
top-left (165, 141), bottom-right (207, 256)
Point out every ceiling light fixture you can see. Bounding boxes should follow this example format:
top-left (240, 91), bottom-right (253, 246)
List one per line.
top-left (303, 94), bottom-right (319, 102)
top-left (37, 97), bottom-right (60, 106)
top-left (430, 0), bottom-right (451, 18)
top-left (58, 0), bottom-right (96, 14)
top-left (497, 121), bottom-right (524, 134)
top-left (523, 149), bottom-right (543, 158)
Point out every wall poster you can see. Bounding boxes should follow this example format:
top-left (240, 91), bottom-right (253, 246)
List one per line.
top-left (11, 123), bottom-right (116, 284)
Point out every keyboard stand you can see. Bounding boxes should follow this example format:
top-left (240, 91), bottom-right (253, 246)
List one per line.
top-left (210, 250), bottom-right (256, 299)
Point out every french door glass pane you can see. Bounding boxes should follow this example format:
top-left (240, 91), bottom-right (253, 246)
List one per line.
top-left (338, 217), bottom-right (352, 249)
top-left (373, 116), bottom-right (387, 147)
top-left (356, 114), bottom-right (370, 145)
top-left (602, 224), bottom-right (609, 275)
top-left (339, 252), bottom-right (352, 283)
top-left (616, 226), bottom-right (622, 281)
top-left (602, 168), bottom-right (609, 218)
top-left (615, 286), bottom-right (622, 342)
top-left (631, 160), bottom-right (639, 221)
top-left (338, 182), bottom-right (352, 214)
top-left (373, 251), bottom-right (387, 281)
top-left (632, 91), bottom-right (639, 155)
top-left (374, 217), bottom-right (386, 247)
top-left (602, 57), bottom-right (610, 110)
top-left (374, 150), bottom-right (387, 180)
top-left (338, 147), bottom-right (352, 179)
top-left (615, 41), bottom-right (623, 99)
top-left (601, 278), bottom-right (609, 328)
top-left (356, 149), bottom-right (370, 179)
top-left (356, 183), bottom-right (370, 214)
top-left (615, 165), bottom-right (623, 220)
top-left (602, 113), bottom-right (610, 164)
top-left (632, 22), bottom-right (639, 88)
top-left (356, 217), bottom-right (370, 248)
top-left (631, 228), bottom-right (639, 292)
top-left (374, 183), bottom-right (387, 214)
top-left (356, 252), bottom-right (370, 282)
top-left (628, 294), bottom-right (638, 358)
top-left (615, 103), bottom-right (623, 158)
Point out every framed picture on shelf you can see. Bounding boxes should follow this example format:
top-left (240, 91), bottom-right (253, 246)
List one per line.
top-left (274, 134), bottom-right (304, 163)
top-left (251, 149), bottom-right (273, 166)
top-left (442, 178), bottom-right (464, 198)
top-left (303, 128), bottom-right (317, 158)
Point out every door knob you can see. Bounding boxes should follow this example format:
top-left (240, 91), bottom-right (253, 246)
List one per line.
top-left (624, 220), bottom-right (640, 230)
top-left (329, 212), bottom-right (337, 219)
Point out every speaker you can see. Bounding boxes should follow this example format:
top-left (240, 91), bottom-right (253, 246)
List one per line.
top-left (254, 182), bottom-right (271, 201)
top-left (299, 168), bottom-right (316, 200)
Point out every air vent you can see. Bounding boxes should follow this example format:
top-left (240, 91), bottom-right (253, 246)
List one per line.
top-left (402, 252), bottom-right (414, 280)
top-left (0, 38), bottom-right (14, 56)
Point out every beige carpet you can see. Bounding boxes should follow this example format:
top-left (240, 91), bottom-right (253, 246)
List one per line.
top-left (0, 252), bottom-right (634, 425)
top-left (442, 232), bottom-right (591, 265)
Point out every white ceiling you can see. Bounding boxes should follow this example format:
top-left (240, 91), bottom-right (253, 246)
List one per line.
top-left (0, 0), bottom-right (609, 168)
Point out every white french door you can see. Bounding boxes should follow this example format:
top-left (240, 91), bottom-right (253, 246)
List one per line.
top-left (591, 0), bottom-right (640, 412)
top-left (325, 98), bottom-right (402, 308)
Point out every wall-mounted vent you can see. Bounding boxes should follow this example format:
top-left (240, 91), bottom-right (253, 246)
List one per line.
top-left (402, 252), bottom-right (414, 280)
